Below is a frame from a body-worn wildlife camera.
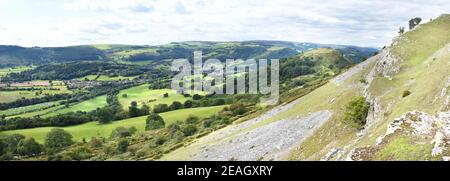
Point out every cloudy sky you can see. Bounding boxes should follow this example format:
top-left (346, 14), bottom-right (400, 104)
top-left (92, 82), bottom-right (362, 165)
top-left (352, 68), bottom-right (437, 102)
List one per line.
top-left (0, 0), bottom-right (449, 47)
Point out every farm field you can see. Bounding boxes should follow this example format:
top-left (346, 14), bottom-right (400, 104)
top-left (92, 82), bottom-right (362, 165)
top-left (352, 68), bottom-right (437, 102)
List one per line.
top-left (7, 105), bottom-right (66, 118)
top-left (118, 84), bottom-right (191, 109)
top-left (43, 95), bottom-right (108, 117)
top-left (0, 91), bottom-right (42, 103)
top-left (5, 95), bottom-right (107, 118)
top-left (0, 101), bottom-right (60, 117)
top-left (0, 66), bottom-right (34, 78)
top-left (78, 75), bottom-right (137, 81)
top-left (0, 105), bottom-right (226, 143)
top-left (0, 80), bottom-right (72, 103)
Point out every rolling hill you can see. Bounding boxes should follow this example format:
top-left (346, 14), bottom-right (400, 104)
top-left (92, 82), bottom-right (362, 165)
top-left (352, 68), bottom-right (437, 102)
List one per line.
top-left (0, 41), bottom-right (377, 66)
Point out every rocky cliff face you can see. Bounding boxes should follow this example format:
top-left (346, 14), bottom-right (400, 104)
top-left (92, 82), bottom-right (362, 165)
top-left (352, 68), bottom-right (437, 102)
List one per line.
top-left (343, 15), bottom-right (450, 160)
top-left (374, 48), bottom-right (402, 77)
top-left (351, 111), bottom-right (450, 161)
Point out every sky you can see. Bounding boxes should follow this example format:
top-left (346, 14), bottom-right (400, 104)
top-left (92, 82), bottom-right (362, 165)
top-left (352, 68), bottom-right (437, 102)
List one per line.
top-left (0, 0), bottom-right (449, 47)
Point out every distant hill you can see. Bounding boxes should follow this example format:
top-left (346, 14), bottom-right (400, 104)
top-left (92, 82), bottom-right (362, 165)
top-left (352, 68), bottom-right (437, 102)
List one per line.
top-left (280, 48), bottom-right (353, 81)
top-left (0, 45), bottom-right (107, 66)
top-left (0, 41), bottom-right (378, 66)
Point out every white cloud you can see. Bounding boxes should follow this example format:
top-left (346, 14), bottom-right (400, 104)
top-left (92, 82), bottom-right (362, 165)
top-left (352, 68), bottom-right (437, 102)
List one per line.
top-left (1, 0), bottom-right (449, 47)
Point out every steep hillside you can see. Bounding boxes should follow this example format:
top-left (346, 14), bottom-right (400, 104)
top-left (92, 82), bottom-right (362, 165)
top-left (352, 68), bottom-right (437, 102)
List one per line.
top-left (161, 14), bottom-right (450, 161)
top-left (288, 14), bottom-right (450, 161)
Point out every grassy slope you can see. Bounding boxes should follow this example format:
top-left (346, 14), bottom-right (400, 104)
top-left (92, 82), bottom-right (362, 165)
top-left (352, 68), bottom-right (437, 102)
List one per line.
top-left (0, 106), bottom-right (226, 143)
top-left (43, 95), bottom-right (108, 117)
top-left (293, 14), bottom-right (450, 160)
top-left (373, 136), bottom-right (433, 161)
top-left (8, 105), bottom-right (66, 118)
top-left (285, 62), bottom-right (374, 160)
top-left (0, 101), bottom-right (60, 117)
top-left (118, 84), bottom-right (190, 109)
top-left (6, 95), bottom-right (107, 118)
top-left (349, 15), bottom-right (450, 160)
top-left (391, 15), bottom-right (450, 66)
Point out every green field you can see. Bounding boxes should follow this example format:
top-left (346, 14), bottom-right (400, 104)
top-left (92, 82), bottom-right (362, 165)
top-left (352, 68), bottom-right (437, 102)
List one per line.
top-left (43, 95), bottom-right (108, 117)
top-left (0, 80), bottom-right (72, 103)
top-left (0, 66), bottom-right (34, 78)
top-left (8, 105), bottom-right (66, 118)
top-left (0, 106), bottom-right (226, 143)
top-left (118, 84), bottom-right (190, 109)
top-left (0, 91), bottom-right (41, 103)
top-left (79, 75), bottom-right (137, 81)
top-left (90, 44), bottom-right (131, 50)
top-left (0, 101), bottom-right (60, 117)
top-left (6, 95), bottom-right (108, 118)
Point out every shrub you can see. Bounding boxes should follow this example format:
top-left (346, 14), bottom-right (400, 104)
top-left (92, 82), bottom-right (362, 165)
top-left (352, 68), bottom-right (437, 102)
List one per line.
top-left (153, 104), bottom-right (169, 113)
top-left (181, 124), bottom-right (198, 136)
top-left (110, 127), bottom-right (132, 139)
top-left (1, 134), bottom-right (25, 154)
top-left (44, 128), bottom-right (73, 150)
top-left (229, 103), bottom-right (248, 115)
top-left (149, 136), bottom-right (167, 148)
top-left (128, 126), bottom-right (138, 135)
top-left (359, 78), bottom-right (368, 84)
top-left (213, 98), bottom-right (226, 106)
top-left (117, 139), bottom-right (129, 153)
top-left (66, 146), bottom-right (92, 161)
top-left (145, 113), bottom-right (165, 130)
top-left (169, 101), bottom-right (183, 110)
top-left (171, 131), bottom-right (185, 142)
top-left (203, 119), bottom-right (215, 128)
top-left (0, 152), bottom-right (13, 161)
top-left (185, 115), bottom-right (199, 124)
top-left (343, 96), bottom-right (369, 130)
top-left (184, 100), bottom-right (193, 108)
top-left (98, 107), bottom-right (115, 124)
top-left (200, 99), bottom-right (210, 107)
top-left (140, 104), bottom-right (150, 115)
top-left (89, 137), bottom-right (103, 148)
top-left (402, 90), bottom-right (411, 98)
top-left (192, 94), bottom-right (202, 100)
top-left (128, 101), bottom-right (141, 117)
top-left (17, 138), bottom-right (42, 156)
top-left (0, 139), bottom-right (5, 155)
